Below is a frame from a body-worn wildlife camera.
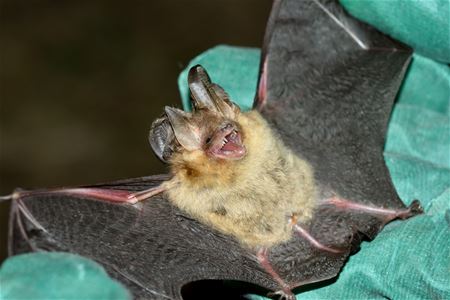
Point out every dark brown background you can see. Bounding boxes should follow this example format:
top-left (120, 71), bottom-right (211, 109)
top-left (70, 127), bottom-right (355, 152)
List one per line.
top-left (0, 0), bottom-right (272, 262)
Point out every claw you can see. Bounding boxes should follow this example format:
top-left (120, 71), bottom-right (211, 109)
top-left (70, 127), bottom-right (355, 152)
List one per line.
top-left (404, 199), bottom-right (423, 218)
top-left (268, 289), bottom-right (296, 300)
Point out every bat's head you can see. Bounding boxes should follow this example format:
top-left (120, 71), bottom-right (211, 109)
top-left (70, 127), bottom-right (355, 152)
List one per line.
top-left (149, 65), bottom-right (246, 163)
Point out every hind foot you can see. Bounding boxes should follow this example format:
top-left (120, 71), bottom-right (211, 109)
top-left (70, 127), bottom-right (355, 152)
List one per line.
top-left (268, 289), bottom-right (296, 300)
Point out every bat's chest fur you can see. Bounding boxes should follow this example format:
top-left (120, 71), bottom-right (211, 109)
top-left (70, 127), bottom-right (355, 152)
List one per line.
top-left (165, 111), bottom-right (316, 248)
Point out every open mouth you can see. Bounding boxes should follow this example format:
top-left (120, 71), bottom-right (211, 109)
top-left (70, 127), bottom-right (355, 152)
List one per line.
top-left (208, 124), bottom-right (246, 160)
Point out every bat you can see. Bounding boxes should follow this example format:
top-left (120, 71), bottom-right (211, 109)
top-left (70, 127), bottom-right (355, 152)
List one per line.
top-left (5, 0), bottom-right (423, 299)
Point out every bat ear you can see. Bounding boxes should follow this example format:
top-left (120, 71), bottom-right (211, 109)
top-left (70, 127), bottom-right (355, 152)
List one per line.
top-left (149, 115), bottom-right (177, 163)
top-left (188, 65), bottom-right (240, 118)
top-left (164, 106), bottom-right (202, 151)
top-left (210, 83), bottom-right (241, 116)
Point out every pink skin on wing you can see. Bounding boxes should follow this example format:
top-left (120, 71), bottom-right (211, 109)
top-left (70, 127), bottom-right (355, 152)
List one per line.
top-left (256, 57), bottom-right (268, 109)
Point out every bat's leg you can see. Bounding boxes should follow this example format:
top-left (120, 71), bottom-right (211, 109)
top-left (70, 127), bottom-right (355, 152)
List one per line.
top-left (289, 215), bottom-right (345, 254)
top-left (257, 247), bottom-right (295, 300)
top-left (11, 185), bottom-right (166, 204)
top-left (322, 197), bottom-right (423, 221)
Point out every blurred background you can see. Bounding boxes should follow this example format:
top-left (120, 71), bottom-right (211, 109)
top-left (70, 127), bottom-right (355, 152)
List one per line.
top-left (0, 0), bottom-right (272, 262)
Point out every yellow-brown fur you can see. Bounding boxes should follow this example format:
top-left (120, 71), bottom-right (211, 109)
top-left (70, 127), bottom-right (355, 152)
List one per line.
top-left (163, 110), bottom-right (316, 249)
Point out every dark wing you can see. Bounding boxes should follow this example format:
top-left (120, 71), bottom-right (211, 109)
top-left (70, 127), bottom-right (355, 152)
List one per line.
top-left (254, 0), bottom-right (413, 290)
top-left (10, 175), bottom-right (280, 300)
top-left (10, 176), bottom-right (355, 298)
top-left (257, 0), bottom-right (411, 222)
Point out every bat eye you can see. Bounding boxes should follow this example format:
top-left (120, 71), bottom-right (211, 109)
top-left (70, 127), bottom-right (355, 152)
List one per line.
top-left (205, 136), bottom-right (212, 144)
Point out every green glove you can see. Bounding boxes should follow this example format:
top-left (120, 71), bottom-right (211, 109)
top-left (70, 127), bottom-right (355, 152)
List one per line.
top-left (340, 0), bottom-right (450, 63)
top-left (0, 252), bottom-right (130, 300)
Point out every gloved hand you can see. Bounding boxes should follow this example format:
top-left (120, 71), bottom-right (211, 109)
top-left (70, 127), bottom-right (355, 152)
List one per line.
top-left (0, 252), bottom-right (130, 300)
top-left (2, 1), bottom-right (449, 299)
